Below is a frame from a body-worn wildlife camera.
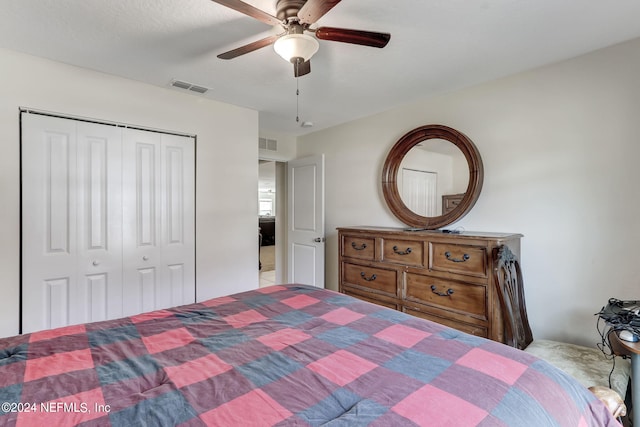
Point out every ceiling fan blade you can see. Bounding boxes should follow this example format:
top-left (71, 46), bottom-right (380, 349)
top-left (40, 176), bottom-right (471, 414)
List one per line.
top-left (315, 27), bottom-right (390, 48)
top-left (298, 0), bottom-right (342, 25)
top-left (293, 60), bottom-right (311, 77)
top-left (217, 34), bottom-right (282, 60)
top-left (210, 0), bottom-right (282, 26)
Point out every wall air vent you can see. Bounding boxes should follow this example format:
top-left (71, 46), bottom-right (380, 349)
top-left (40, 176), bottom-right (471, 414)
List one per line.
top-left (170, 79), bottom-right (209, 94)
top-left (259, 137), bottom-right (278, 152)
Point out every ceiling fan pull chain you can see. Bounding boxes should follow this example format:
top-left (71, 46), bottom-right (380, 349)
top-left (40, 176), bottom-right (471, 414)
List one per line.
top-left (296, 66), bottom-right (300, 123)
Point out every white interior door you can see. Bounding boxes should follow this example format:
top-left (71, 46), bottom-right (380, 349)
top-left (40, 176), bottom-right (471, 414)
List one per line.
top-left (287, 154), bottom-right (325, 287)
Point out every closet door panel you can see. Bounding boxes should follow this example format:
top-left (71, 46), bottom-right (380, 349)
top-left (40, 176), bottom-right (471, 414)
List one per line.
top-left (168, 264), bottom-right (187, 306)
top-left (45, 278), bottom-right (71, 330)
top-left (139, 267), bottom-right (158, 313)
top-left (160, 134), bottom-right (195, 307)
top-left (122, 129), bottom-right (163, 316)
top-left (76, 122), bottom-right (123, 323)
top-left (22, 115), bottom-right (78, 333)
top-left (85, 274), bottom-right (108, 322)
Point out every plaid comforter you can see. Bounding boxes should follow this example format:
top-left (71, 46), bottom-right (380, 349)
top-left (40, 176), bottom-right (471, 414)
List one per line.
top-left (0, 285), bottom-right (619, 426)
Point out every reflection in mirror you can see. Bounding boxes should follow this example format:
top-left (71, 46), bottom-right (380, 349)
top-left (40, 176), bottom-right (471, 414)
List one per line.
top-left (398, 139), bottom-right (469, 217)
top-left (381, 124), bottom-right (483, 230)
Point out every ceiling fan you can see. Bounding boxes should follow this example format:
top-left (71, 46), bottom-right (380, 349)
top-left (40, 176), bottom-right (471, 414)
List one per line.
top-left (211, 0), bottom-right (391, 77)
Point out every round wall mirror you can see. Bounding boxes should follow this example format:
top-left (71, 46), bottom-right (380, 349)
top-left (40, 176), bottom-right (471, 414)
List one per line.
top-left (381, 124), bottom-right (483, 229)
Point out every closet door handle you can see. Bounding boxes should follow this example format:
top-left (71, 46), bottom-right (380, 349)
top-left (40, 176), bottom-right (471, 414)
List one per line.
top-left (142, 256), bottom-right (149, 261)
top-left (92, 260), bottom-right (100, 266)
top-left (444, 251), bottom-right (470, 263)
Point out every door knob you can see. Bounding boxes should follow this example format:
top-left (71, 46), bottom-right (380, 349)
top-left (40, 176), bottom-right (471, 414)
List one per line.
top-left (142, 256), bottom-right (149, 261)
top-left (92, 260), bottom-right (99, 266)
top-left (314, 237), bottom-right (325, 243)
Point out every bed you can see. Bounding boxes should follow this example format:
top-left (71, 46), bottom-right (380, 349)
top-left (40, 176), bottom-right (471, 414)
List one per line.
top-left (0, 284), bottom-right (619, 426)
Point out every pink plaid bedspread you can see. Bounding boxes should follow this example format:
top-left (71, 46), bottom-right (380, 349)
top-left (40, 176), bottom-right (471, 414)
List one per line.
top-left (0, 284), bottom-right (619, 426)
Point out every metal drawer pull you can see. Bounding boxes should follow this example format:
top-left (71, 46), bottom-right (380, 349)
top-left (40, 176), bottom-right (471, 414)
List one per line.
top-left (444, 251), bottom-right (470, 263)
top-left (392, 245), bottom-right (412, 255)
top-left (360, 272), bottom-right (377, 281)
top-left (431, 285), bottom-right (454, 297)
top-left (351, 242), bottom-right (367, 250)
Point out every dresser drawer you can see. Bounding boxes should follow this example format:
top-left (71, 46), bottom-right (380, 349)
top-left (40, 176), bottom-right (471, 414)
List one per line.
top-left (382, 238), bottom-right (424, 267)
top-left (342, 235), bottom-right (376, 260)
top-left (403, 307), bottom-right (487, 338)
top-left (405, 273), bottom-right (486, 318)
top-left (342, 262), bottom-right (397, 296)
top-left (430, 243), bottom-right (487, 277)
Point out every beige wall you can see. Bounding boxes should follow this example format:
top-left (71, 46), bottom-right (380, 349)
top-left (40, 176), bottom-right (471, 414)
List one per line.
top-left (297, 37), bottom-right (640, 346)
top-left (0, 48), bottom-right (260, 337)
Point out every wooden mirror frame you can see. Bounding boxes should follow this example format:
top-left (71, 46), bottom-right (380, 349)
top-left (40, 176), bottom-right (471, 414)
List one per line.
top-left (381, 124), bottom-right (484, 229)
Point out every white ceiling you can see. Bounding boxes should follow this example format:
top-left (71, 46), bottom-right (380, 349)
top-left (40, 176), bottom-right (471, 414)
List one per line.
top-left (2, 0), bottom-right (640, 136)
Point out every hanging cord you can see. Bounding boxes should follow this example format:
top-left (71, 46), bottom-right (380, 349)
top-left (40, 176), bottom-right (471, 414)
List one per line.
top-left (595, 314), bottom-right (627, 390)
top-left (294, 60), bottom-right (300, 123)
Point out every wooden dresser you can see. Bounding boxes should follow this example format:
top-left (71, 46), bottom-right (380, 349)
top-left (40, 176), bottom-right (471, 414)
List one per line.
top-left (338, 226), bottom-right (522, 344)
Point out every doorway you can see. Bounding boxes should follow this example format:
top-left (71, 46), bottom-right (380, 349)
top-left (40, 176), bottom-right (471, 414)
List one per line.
top-left (258, 160), bottom-right (286, 287)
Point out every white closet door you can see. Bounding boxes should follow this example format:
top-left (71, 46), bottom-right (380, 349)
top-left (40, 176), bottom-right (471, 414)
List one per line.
top-left (401, 168), bottom-right (438, 217)
top-left (159, 133), bottom-right (195, 308)
top-left (21, 115), bottom-right (123, 333)
top-left (23, 115), bottom-right (195, 332)
top-left (122, 129), bottom-right (163, 315)
top-left (121, 129), bottom-right (195, 316)
top-left (76, 122), bottom-right (123, 323)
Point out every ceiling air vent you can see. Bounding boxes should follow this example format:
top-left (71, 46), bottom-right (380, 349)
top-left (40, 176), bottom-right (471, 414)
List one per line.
top-left (170, 79), bottom-right (209, 94)
top-left (259, 137), bottom-right (277, 151)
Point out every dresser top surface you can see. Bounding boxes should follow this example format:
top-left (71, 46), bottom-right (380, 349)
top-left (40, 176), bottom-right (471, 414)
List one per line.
top-left (337, 226), bottom-right (523, 240)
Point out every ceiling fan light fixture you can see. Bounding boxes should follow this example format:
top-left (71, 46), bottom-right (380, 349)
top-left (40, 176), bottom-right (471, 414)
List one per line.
top-left (274, 33), bottom-right (319, 63)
